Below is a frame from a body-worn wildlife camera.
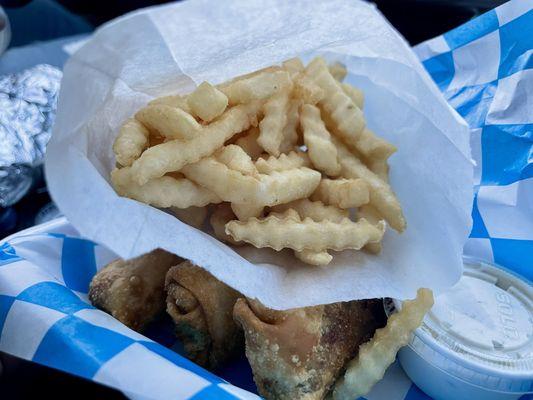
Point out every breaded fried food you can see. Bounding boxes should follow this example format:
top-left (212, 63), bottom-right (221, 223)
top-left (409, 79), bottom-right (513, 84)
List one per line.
top-left (233, 298), bottom-right (385, 400)
top-left (165, 261), bottom-right (243, 369)
top-left (89, 249), bottom-right (181, 331)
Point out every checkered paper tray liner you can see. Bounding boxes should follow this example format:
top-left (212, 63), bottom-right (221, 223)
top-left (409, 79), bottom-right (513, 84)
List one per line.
top-left (1, 0), bottom-right (532, 399)
top-left (414, 0), bottom-right (532, 281)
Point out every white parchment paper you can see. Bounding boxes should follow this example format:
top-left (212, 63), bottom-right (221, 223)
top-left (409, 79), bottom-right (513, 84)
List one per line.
top-left (45, 0), bottom-right (473, 310)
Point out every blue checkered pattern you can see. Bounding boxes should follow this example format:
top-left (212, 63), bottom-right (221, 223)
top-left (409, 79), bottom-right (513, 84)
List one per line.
top-left (0, 1), bottom-right (532, 399)
top-left (415, 0), bottom-right (533, 283)
top-left (0, 226), bottom-right (259, 400)
top-left (0, 224), bottom-right (438, 400)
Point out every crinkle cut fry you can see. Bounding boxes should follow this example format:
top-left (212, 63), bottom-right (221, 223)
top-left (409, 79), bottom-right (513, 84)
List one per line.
top-left (294, 248), bottom-right (333, 266)
top-left (333, 136), bottom-right (406, 232)
top-left (329, 61), bottom-right (347, 82)
top-left (271, 199), bottom-right (348, 266)
top-left (332, 289), bottom-right (434, 400)
top-left (187, 81), bottom-right (228, 122)
top-left (311, 178), bottom-right (369, 209)
top-left (215, 144), bottom-right (257, 175)
top-left (356, 127), bottom-right (397, 161)
top-left (231, 203), bottom-right (264, 221)
top-left (322, 113), bottom-right (395, 163)
top-left (306, 57), bottom-right (365, 143)
top-left (130, 102), bottom-right (261, 185)
top-left (282, 57), bottom-right (304, 77)
top-left (219, 70), bottom-right (292, 105)
top-left (294, 73), bottom-right (324, 105)
top-left (235, 127), bottom-right (263, 160)
top-left (255, 151), bottom-right (310, 174)
top-left (149, 94), bottom-right (192, 114)
top-left (182, 157), bottom-right (320, 206)
top-left (111, 167), bottom-right (220, 208)
top-left (271, 199), bottom-right (348, 223)
top-left (341, 82), bottom-right (364, 109)
top-left (279, 98), bottom-right (302, 154)
top-left (225, 210), bottom-right (385, 252)
top-left (215, 146), bottom-right (264, 219)
top-left (358, 205), bottom-right (384, 254)
top-left (257, 89), bottom-right (291, 156)
top-left (368, 158), bottom-right (390, 183)
top-left (113, 118), bottom-right (149, 167)
top-left (135, 104), bottom-right (201, 140)
top-left (216, 66), bottom-right (282, 90)
top-left (300, 103), bottom-right (341, 176)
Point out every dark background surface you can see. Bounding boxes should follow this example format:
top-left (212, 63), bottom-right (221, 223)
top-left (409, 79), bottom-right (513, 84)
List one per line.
top-left (0, 0), bottom-right (506, 398)
top-left (1, 0), bottom-right (505, 48)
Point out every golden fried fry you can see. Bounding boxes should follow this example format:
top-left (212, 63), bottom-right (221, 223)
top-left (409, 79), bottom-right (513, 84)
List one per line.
top-left (279, 99), bottom-right (302, 153)
top-left (257, 89), bottom-right (291, 156)
top-left (294, 248), bottom-right (332, 266)
top-left (226, 209), bottom-right (385, 252)
top-left (112, 58), bottom-right (406, 270)
top-left (89, 249), bottom-right (182, 331)
top-left (130, 102), bottom-right (261, 185)
top-left (219, 66), bottom-right (282, 87)
top-left (187, 82), bottom-right (228, 122)
top-left (332, 289), bottom-right (434, 400)
top-left (329, 61), bottom-right (347, 81)
top-left (341, 82), bottom-right (364, 109)
top-left (182, 157), bottom-right (320, 206)
top-left (113, 118), bottom-right (150, 167)
top-left (306, 57), bottom-right (365, 142)
top-left (282, 57), bottom-right (304, 77)
top-left (300, 104), bottom-right (341, 176)
top-left (271, 199), bottom-right (348, 223)
top-left (293, 73), bottom-right (324, 104)
top-left (169, 206), bottom-right (207, 229)
top-left (358, 205), bottom-right (384, 254)
top-left (231, 203), bottom-right (264, 221)
top-left (219, 70), bottom-right (292, 105)
top-left (271, 198), bottom-right (348, 266)
top-left (324, 115), bottom-right (395, 165)
top-left (135, 104), bottom-right (201, 140)
top-left (235, 126), bottom-right (264, 160)
top-left (215, 144), bottom-right (257, 175)
top-left (210, 203), bottom-right (241, 245)
top-left (333, 136), bottom-right (406, 232)
top-left (149, 94), bottom-right (192, 114)
top-left (369, 158), bottom-right (390, 182)
top-left (356, 128), bottom-right (396, 161)
top-left (111, 167), bottom-right (220, 208)
top-left (255, 151), bottom-right (310, 174)
top-left (312, 178), bottom-right (369, 209)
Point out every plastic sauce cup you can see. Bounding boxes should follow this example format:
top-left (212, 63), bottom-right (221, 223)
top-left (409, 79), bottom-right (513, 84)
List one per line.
top-left (386, 257), bottom-right (533, 400)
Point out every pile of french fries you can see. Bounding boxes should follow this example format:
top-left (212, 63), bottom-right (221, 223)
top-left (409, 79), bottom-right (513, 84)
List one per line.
top-left (111, 56), bottom-right (406, 266)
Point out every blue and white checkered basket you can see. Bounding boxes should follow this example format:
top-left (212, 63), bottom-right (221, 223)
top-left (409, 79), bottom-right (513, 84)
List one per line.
top-left (1, 1), bottom-right (531, 399)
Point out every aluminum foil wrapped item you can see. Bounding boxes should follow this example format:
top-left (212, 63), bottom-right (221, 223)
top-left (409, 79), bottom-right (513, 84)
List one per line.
top-left (0, 64), bottom-right (62, 207)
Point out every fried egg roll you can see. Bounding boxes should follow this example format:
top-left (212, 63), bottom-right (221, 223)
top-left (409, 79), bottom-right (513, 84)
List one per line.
top-left (165, 261), bottom-right (243, 369)
top-left (89, 249), bottom-right (181, 331)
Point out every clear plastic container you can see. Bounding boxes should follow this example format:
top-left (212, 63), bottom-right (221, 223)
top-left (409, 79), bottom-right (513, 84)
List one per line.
top-left (387, 257), bottom-right (533, 400)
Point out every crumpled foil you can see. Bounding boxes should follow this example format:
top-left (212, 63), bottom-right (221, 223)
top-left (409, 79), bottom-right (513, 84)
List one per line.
top-left (0, 64), bottom-right (62, 207)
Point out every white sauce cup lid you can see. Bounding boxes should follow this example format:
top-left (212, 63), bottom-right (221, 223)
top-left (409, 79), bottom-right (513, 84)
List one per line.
top-left (388, 257), bottom-right (533, 395)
